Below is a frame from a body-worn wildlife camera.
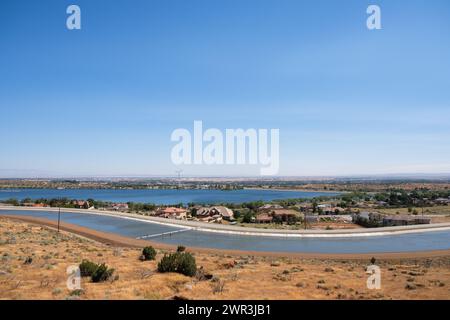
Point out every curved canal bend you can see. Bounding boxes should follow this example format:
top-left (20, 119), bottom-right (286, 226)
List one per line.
top-left (1, 209), bottom-right (450, 254)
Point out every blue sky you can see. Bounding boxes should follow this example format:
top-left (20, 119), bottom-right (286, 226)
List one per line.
top-left (1, 0), bottom-right (450, 177)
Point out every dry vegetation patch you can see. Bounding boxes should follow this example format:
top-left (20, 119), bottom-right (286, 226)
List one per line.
top-left (0, 217), bottom-right (449, 300)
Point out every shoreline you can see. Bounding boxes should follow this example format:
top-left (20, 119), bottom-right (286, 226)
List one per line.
top-left (2, 214), bottom-right (450, 260)
top-left (1, 206), bottom-right (450, 238)
top-left (0, 186), bottom-right (345, 193)
top-left (243, 187), bottom-right (346, 193)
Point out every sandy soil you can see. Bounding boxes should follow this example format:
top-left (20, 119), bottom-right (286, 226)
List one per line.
top-left (377, 206), bottom-right (450, 224)
top-left (0, 217), bottom-right (449, 300)
top-left (309, 222), bottom-right (363, 230)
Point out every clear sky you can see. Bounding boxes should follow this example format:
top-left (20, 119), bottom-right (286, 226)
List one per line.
top-left (1, 0), bottom-right (450, 177)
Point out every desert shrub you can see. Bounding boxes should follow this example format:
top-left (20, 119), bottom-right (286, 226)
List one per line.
top-left (157, 252), bottom-right (197, 277)
top-left (195, 266), bottom-right (213, 281)
top-left (79, 260), bottom-right (99, 277)
top-left (157, 253), bottom-right (178, 273)
top-left (212, 280), bottom-right (225, 294)
top-left (176, 245), bottom-right (186, 252)
top-left (52, 288), bottom-right (62, 296)
top-left (69, 289), bottom-right (84, 296)
top-left (142, 246), bottom-right (157, 261)
top-left (91, 263), bottom-right (115, 283)
top-left (176, 252), bottom-right (197, 276)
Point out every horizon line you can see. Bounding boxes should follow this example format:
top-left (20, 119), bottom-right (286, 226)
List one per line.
top-left (1, 173), bottom-right (450, 180)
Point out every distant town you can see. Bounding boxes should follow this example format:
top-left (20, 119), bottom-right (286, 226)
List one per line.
top-left (1, 176), bottom-right (450, 191)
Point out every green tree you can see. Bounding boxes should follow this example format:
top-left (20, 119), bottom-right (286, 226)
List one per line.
top-left (242, 212), bottom-right (253, 223)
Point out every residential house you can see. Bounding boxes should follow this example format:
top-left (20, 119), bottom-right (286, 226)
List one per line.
top-left (382, 215), bottom-right (431, 227)
top-left (304, 215), bottom-right (319, 223)
top-left (435, 198), bottom-right (450, 205)
top-left (258, 204), bottom-right (283, 212)
top-left (73, 200), bottom-right (89, 209)
top-left (318, 205), bottom-right (345, 215)
top-left (317, 204), bottom-right (331, 210)
top-left (111, 203), bottom-right (129, 211)
top-left (352, 211), bottom-right (384, 227)
top-left (157, 207), bottom-right (188, 220)
top-left (317, 203), bottom-right (345, 215)
top-left (255, 213), bottom-right (273, 223)
top-left (197, 206), bottom-right (234, 222)
top-left (297, 203), bottom-right (313, 212)
top-left (270, 209), bottom-right (302, 223)
top-left (376, 201), bottom-right (388, 207)
top-left (22, 202), bottom-right (36, 207)
top-left (31, 203), bottom-right (48, 208)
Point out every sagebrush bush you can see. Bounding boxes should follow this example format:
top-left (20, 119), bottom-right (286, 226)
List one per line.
top-left (157, 252), bottom-right (196, 277)
top-left (142, 246), bottom-right (157, 261)
top-left (176, 252), bottom-right (196, 276)
top-left (91, 263), bottom-right (115, 283)
top-left (79, 260), bottom-right (115, 282)
top-left (79, 260), bottom-right (99, 277)
top-left (158, 253), bottom-right (178, 273)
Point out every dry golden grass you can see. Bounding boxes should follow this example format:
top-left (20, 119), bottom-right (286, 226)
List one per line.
top-left (0, 218), bottom-right (449, 300)
top-left (376, 206), bottom-right (450, 223)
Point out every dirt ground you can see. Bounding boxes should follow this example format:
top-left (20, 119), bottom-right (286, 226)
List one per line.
top-left (309, 222), bottom-right (362, 230)
top-left (376, 206), bottom-right (450, 224)
top-left (0, 217), bottom-right (449, 300)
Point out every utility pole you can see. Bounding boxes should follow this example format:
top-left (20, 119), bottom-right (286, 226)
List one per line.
top-left (422, 199), bottom-right (424, 216)
top-left (304, 211), bottom-right (307, 230)
top-left (57, 207), bottom-right (61, 232)
top-left (175, 170), bottom-right (183, 189)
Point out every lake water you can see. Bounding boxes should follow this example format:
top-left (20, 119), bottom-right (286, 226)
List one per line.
top-left (1, 209), bottom-right (449, 254)
top-left (0, 188), bottom-right (338, 205)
